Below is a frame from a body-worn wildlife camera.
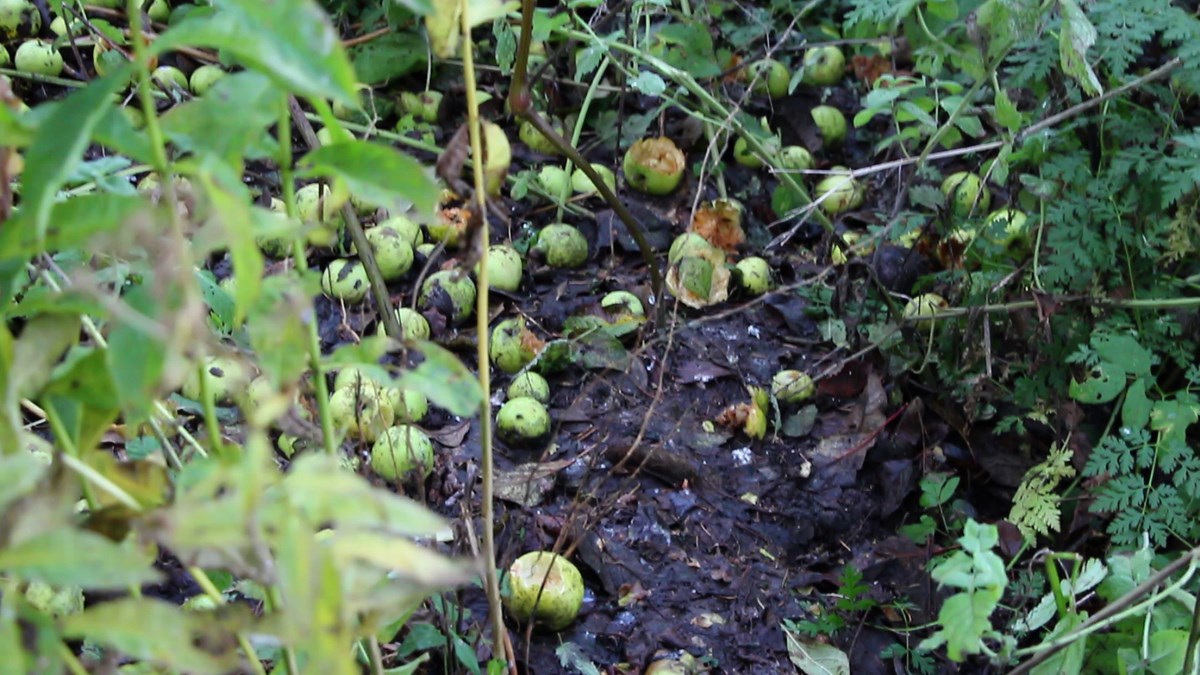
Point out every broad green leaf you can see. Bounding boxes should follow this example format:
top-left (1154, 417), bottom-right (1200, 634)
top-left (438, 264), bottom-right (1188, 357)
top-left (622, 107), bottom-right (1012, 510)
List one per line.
top-left (248, 277), bottom-right (313, 387)
top-left (1092, 333), bottom-right (1153, 377)
top-left (629, 71), bottom-right (666, 96)
top-left (1069, 362), bottom-right (1126, 404)
top-left (1150, 399), bottom-right (1200, 448)
top-left (325, 531), bottom-right (472, 588)
top-left (785, 628), bottom-right (851, 675)
top-left (93, 105), bottom-right (157, 165)
top-left (45, 346), bottom-right (118, 412)
top-left (18, 70), bottom-right (129, 247)
top-left (1031, 612), bottom-right (1087, 675)
top-left (1121, 377), bottom-right (1151, 430)
top-left (43, 194), bottom-right (148, 254)
top-left (9, 314), bottom-right (80, 402)
top-left (152, 0), bottom-right (358, 107)
top-left (920, 590), bottom-right (1001, 661)
top-left (391, 0), bottom-right (434, 14)
top-left (298, 140), bottom-right (438, 216)
top-left (160, 72), bottom-right (282, 165)
top-left (351, 32), bottom-right (428, 84)
top-left (196, 176), bottom-right (263, 326)
top-left (61, 598), bottom-right (247, 674)
top-left (1058, 0), bottom-right (1102, 96)
top-left (0, 452), bottom-right (48, 513)
top-left (1147, 628), bottom-right (1189, 675)
top-left (82, 449), bottom-right (170, 510)
top-left (396, 340), bottom-right (484, 416)
top-left (284, 455), bottom-right (452, 537)
top-left (106, 284), bottom-right (165, 427)
top-left (0, 529), bottom-right (160, 589)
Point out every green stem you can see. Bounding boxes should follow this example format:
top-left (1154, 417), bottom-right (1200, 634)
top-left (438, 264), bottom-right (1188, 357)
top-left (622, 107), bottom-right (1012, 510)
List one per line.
top-left (197, 360), bottom-right (227, 458)
top-left (461, 0), bottom-right (505, 655)
top-left (42, 403), bottom-right (99, 510)
top-left (278, 97), bottom-right (338, 457)
top-left (556, 55), bottom-right (611, 222)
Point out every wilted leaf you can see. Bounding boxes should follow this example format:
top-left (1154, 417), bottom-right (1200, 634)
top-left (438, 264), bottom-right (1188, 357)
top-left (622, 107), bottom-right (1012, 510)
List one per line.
top-left (62, 598), bottom-right (246, 674)
top-left (784, 627), bottom-right (850, 675)
top-left (0, 529), bottom-right (161, 589)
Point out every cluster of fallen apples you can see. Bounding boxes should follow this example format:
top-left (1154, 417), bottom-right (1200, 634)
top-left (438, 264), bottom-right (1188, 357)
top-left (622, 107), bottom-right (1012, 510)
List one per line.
top-left (2, 1), bottom-right (1036, 648)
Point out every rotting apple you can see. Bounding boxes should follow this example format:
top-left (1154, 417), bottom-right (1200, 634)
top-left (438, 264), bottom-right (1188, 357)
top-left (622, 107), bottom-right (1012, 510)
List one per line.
top-left (419, 269), bottom-right (476, 323)
top-left (772, 369), bottom-right (814, 403)
top-left (490, 317), bottom-right (543, 374)
top-left (476, 244), bottom-right (523, 292)
top-left (328, 382), bottom-right (394, 442)
top-left (903, 292), bottom-right (949, 331)
top-left (735, 256), bottom-right (773, 295)
top-left (14, 39), bottom-right (62, 77)
top-left (623, 137), bottom-right (686, 195)
top-left (189, 64), bottom-right (225, 95)
top-left (504, 551), bottom-right (584, 630)
top-left (747, 58), bottom-right (791, 98)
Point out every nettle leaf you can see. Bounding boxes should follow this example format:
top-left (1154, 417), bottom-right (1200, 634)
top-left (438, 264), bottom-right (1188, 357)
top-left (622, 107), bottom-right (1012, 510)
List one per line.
top-left (0, 529), bottom-right (161, 589)
top-left (153, 0), bottom-right (358, 107)
top-left (994, 88), bottom-right (1022, 133)
top-left (1069, 362), bottom-right (1127, 404)
top-left (17, 70), bottom-right (129, 247)
top-left (106, 284), bottom-right (166, 427)
top-left (299, 140), bottom-right (438, 216)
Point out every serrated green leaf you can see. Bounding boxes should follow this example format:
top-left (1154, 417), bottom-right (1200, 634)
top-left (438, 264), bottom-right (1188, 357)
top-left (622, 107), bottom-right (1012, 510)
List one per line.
top-left (396, 340), bottom-right (483, 416)
top-left (62, 598), bottom-right (245, 674)
top-left (995, 88), bottom-right (1021, 133)
top-left (18, 71), bottom-right (129, 248)
top-left (0, 529), bottom-right (161, 589)
top-left (1069, 362), bottom-right (1127, 404)
top-left (152, 0), bottom-right (358, 107)
top-left (298, 140), bottom-right (438, 216)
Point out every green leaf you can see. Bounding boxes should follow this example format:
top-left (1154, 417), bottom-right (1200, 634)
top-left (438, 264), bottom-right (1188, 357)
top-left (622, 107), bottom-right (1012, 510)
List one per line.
top-left (390, 0), bottom-right (434, 15)
top-left (325, 531), bottom-right (472, 588)
top-left (1147, 628), bottom-right (1189, 675)
top-left (93, 106), bottom-right (156, 166)
top-left (785, 627), bottom-right (851, 675)
top-left (298, 140), bottom-right (438, 216)
top-left (351, 31), bottom-right (428, 84)
top-left (396, 341), bottom-right (483, 417)
top-left (17, 71), bottom-right (129, 247)
top-left (920, 588), bottom-right (1001, 661)
top-left (1069, 362), bottom-right (1127, 404)
top-left (1092, 333), bottom-right (1153, 377)
top-left (1150, 399), bottom-right (1200, 447)
top-left (1121, 377), bottom-right (1152, 430)
top-left (160, 72), bottom-right (282, 165)
top-left (197, 176), bottom-right (263, 326)
top-left (629, 71), bottom-right (666, 96)
top-left (0, 529), bottom-right (161, 589)
top-left (8, 314), bottom-right (80, 402)
top-left (995, 88), bottom-right (1021, 133)
top-left (284, 455), bottom-right (453, 537)
top-left (0, 452), bottom-right (49, 514)
top-left (152, 0), bottom-right (358, 107)
top-left (61, 598), bottom-right (246, 674)
top-left (1058, 0), bottom-right (1102, 96)
top-left (106, 284), bottom-right (166, 427)
top-left (39, 194), bottom-right (148, 256)
top-left (1031, 612), bottom-right (1087, 675)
